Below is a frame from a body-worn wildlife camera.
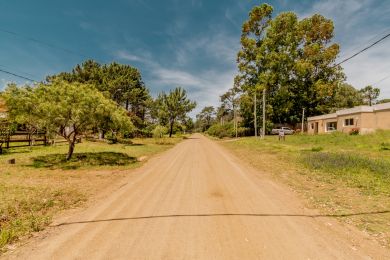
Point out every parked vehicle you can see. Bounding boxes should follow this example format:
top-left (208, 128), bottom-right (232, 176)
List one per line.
top-left (271, 127), bottom-right (295, 135)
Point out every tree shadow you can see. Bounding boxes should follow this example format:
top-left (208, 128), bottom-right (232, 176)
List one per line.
top-left (30, 152), bottom-right (137, 170)
top-left (54, 210), bottom-right (390, 227)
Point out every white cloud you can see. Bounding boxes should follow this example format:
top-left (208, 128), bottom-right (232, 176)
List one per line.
top-left (115, 49), bottom-right (236, 116)
top-left (302, 0), bottom-right (390, 99)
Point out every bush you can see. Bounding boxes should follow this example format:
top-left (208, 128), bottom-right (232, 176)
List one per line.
top-left (152, 125), bottom-right (167, 139)
top-left (350, 128), bottom-right (360, 135)
top-left (206, 122), bottom-right (249, 138)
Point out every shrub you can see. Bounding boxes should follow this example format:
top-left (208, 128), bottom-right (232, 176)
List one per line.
top-left (152, 125), bottom-right (167, 139)
top-left (349, 128), bottom-right (360, 135)
top-left (206, 122), bottom-right (249, 138)
top-left (380, 142), bottom-right (390, 151)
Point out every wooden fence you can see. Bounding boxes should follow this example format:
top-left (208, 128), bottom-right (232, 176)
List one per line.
top-left (4, 131), bottom-right (67, 149)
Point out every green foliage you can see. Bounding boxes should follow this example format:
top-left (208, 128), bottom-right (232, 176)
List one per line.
top-left (47, 60), bottom-right (151, 129)
top-left (3, 80), bottom-right (134, 160)
top-left (377, 99), bottom-right (390, 104)
top-left (152, 125), bottom-right (167, 138)
top-left (206, 122), bottom-right (249, 139)
top-left (360, 85), bottom-right (380, 106)
top-left (302, 152), bottom-right (390, 195)
top-left (236, 4), bottom-right (347, 129)
top-left (154, 87), bottom-right (196, 137)
top-left (349, 128), bottom-right (360, 135)
top-left (195, 106), bottom-right (216, 131)
top-left (332, 83), bottom-right (364, 111)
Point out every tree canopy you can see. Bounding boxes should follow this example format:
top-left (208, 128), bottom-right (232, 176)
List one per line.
top-left (236, 4), bottom-right (347, 129)
top-left (154, 87), bottom-right (196, 137)
top-left (3, 80), bottom-right (133, 160)
top-left (47, 60), bottom-right (151, 129)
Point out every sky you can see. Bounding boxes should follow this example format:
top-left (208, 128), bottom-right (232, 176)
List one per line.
top-left (0, 0), bottom-right (389, 116)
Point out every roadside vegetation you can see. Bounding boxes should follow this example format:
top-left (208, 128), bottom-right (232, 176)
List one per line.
top-left (0, 53), bottom-right (196, 252)
top-left (195, 4), bottom-right (386, 137)
top-left (221, 131), bottom-right (390, 247)
top-left (0, 136), bottom-right (184, 252)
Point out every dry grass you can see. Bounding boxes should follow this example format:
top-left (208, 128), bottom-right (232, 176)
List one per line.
top-left (221, 131), bottom-right (390, 247)
top-left (0, 136), bottom-right (183, 252)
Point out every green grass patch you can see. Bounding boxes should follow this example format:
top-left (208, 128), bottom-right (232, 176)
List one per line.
top-left (302, 152), bottom-right (390, 195)
top-left (221, 131), bottom-right (390, 247)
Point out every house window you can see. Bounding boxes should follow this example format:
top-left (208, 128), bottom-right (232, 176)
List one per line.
top-left (326, 122), bottom-right (337, 131)
top-left (311, 123), bottom-right (314, 129)
top-left (344, 118), bottom-right (354, 126)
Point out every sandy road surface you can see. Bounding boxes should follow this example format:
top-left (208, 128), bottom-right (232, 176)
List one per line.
top-left (4, 134), bottom-right (389, 259)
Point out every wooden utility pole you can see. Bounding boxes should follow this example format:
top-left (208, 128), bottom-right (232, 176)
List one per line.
top-left (254, 92), bottom-right (257, 138)
top-left (234, 108), bottom-right (238, 138)
top-left (261, 88), bottom-right (266, 139)
top-left (301, 108), bottom-right (305, 133)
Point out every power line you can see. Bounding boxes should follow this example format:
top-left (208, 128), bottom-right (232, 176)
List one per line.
top-left (0, 28), bottom-right (89, 59)
top-left (335, 32), bottom-right (390, 66)
top-left (339, 27), bottom-right (390, 60)
top-left (0, 64), bottom-right (38, 79)
top-left (0, 68), bottom-right (38, 82)
top-left (371, 74), bottom-right (390, 86)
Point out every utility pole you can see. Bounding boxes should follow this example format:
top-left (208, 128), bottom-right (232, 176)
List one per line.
top-left (254, 92), bottom-right (257, 138)
top-left (301, 108), bottom-right (305, 133)
top-left (234, 108), bottom-right (238, 138)
top-left (262, 88), bottom-right (266, 139)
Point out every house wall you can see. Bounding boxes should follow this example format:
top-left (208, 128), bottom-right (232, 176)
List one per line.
top-left (307, 103), bottom-right (390, 135)
top-left (375, 109), bottom-right (390, 130)
top-left (336, 113), bottom-right (361, 134)
top-left (307, 119), bottom-right (324, 134)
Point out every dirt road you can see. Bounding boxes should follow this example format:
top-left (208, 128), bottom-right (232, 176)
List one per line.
top-left (5, 134), bottom-right (389, 259)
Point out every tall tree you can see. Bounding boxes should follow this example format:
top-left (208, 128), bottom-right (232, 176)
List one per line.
top-left (237, 4), bottom-right (344, 129)
top-left (47, 60), bottom-right (151, 129)
top-left (155, 87), bottom-right (196, 137)
top-left (332, 83), bottom-right (363, 110)
top-left (360, 85), bottom-right (380, 106)
top-left (3, 80), bottom-right (133, 160)
top-left (237, 4), bottom-right (273, 132)
top-left (196, 106), bottom-right (215, 131)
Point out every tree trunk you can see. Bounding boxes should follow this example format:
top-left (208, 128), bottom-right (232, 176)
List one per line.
top-left (169, 120), bottom-right (174, 138)
top-left (66, 141), bottom-right (75, 161)
top-left (126, 99), bottom-right (129, 111)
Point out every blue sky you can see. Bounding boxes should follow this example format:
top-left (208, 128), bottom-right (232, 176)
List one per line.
top-left (0, 0), bottom-right (389, 115)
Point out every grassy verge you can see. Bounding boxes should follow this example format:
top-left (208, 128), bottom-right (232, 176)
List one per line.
top-left (0, 136), bottom-right (184, 252)
top-left (221, 131), bottom-right (390, 247)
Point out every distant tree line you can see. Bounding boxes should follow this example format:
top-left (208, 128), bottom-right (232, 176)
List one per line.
top-left (196, 3), bottom-right (385, 137)
top-left (1, 60), bottom-right (196, 159)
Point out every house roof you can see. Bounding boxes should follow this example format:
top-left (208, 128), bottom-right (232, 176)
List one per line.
top-left (308, 102), bottom-right (390, 121)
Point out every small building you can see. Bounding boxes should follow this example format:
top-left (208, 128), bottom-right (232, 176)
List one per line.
top-left (307, 102), bottom-right (390, 134)
top-left (0, 98), bottom-right (7, 119)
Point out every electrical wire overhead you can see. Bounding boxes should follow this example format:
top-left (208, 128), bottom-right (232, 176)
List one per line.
top-left (0, 28), bottom-right (89, 59)
top-left (335, 32), bottom-right (390, 66)
top-left (371, 74), bottom-right (390, 86)
top-left (0, 68), bottom-right (38, 82)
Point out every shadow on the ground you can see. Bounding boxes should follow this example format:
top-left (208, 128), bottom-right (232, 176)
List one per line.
top-left (54, 210), bottom-right (390, 226)
top-left (30, 152), bottom-right (137, 170)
